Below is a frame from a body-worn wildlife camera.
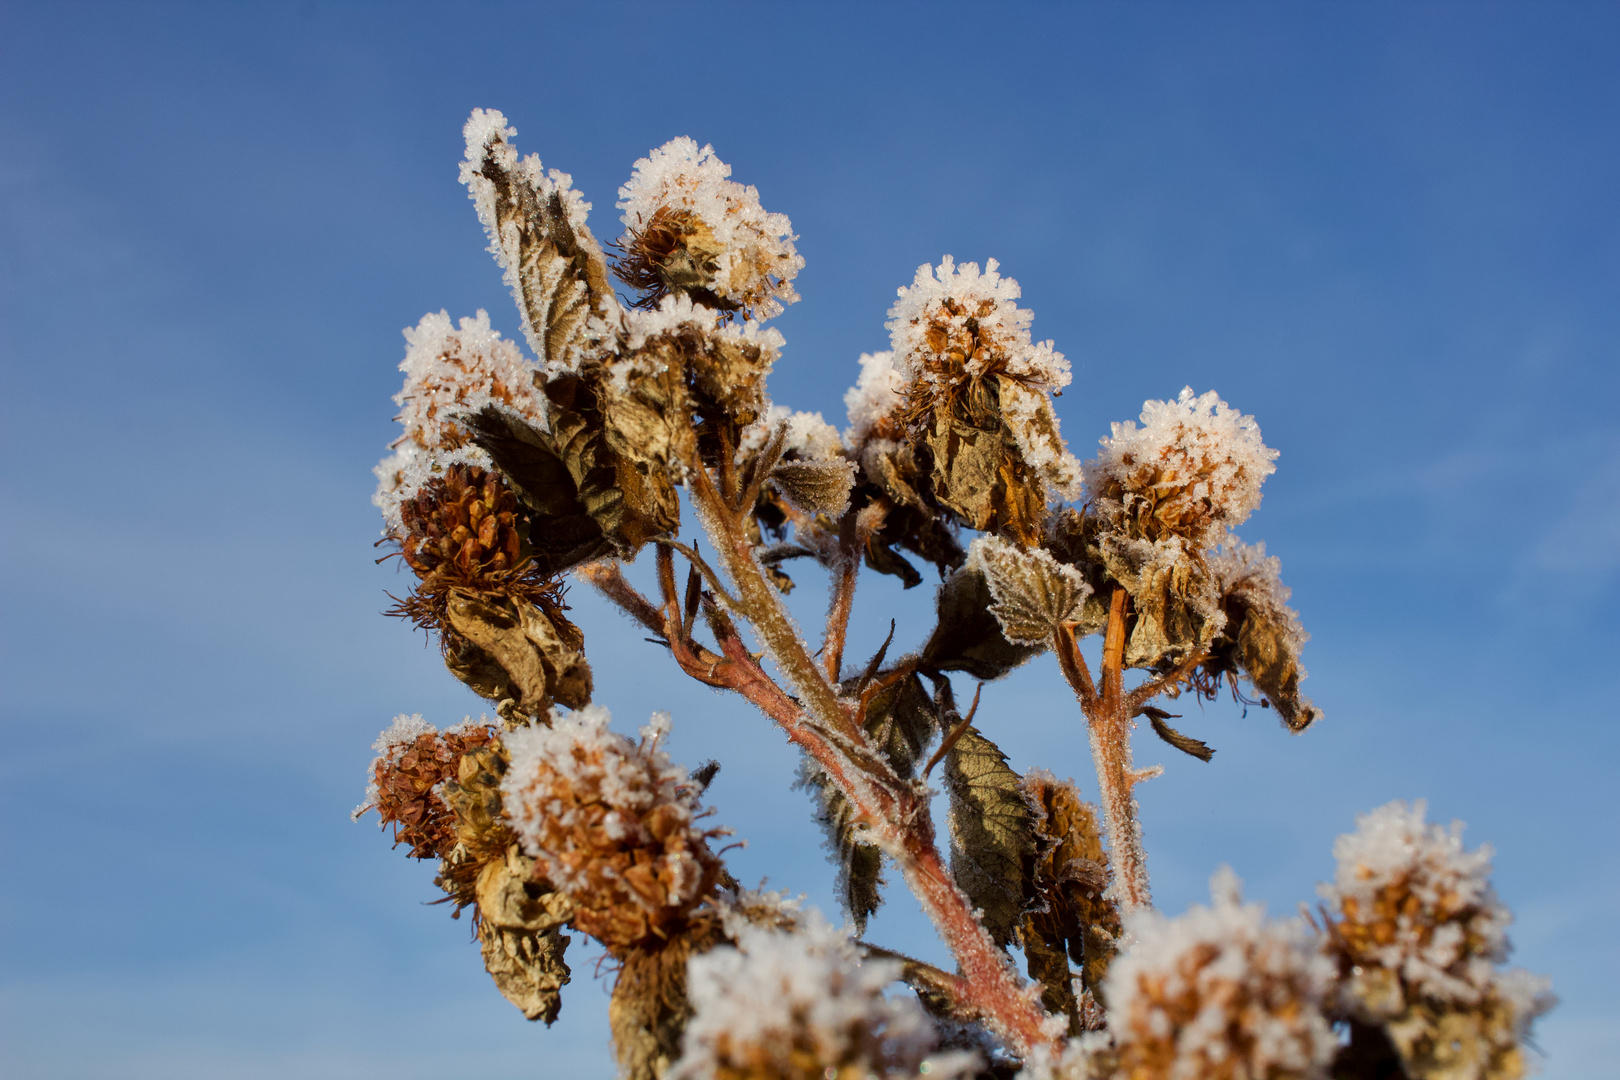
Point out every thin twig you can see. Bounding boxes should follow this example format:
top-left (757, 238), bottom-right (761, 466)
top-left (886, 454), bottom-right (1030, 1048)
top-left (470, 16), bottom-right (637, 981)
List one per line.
top-left (821, 510), bottom-right (862, 681)
top-left (659, 538), bottom-right (743, 610)
top-left (1124, 648), bottom-right (1210, 715)
top-left (575, 560), bottom-right (664, 636)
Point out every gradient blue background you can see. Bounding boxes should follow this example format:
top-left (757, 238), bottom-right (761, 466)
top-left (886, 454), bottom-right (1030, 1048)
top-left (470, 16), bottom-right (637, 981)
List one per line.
top-left (2, 3), bottom-right (1617, 1077)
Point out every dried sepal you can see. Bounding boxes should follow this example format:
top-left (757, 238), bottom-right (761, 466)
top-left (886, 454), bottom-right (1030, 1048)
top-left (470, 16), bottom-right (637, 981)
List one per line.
top-left (922, 566), bottom-right (1043, 681)
top-left (1140, 707), bottom-right (1215, 763)
top-left (460, 109), bottom-right (617, 372)
top-left (969, 535), bottom-right (1093, 647)
top-left (943, 723), bottom-right (1036, 949)
top-left (1020, 770), bottom-right (1120, 1034)
top-left (1202, 541), bottom-right (1320, 732)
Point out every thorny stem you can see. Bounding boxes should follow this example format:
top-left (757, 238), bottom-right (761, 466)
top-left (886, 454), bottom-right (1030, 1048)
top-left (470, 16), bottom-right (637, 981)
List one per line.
top-left (1055, 588), bottom-right (1154, 913)
top-left (683, 460), bottom-right (1058, 1057)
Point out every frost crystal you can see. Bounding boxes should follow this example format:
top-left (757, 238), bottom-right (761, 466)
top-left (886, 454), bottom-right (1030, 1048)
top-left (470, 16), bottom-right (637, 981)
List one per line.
top-left (1085, 387), bottom-right (1277, 550)
top-left (843, 350), bottom-right (907, 447)
top-left (1106, 867), bottom-right (1337, 1080)
top-left (617, 137), bottom-right (803, 320)
top-left (500, 706), bottom-right (723, 952)
top-left (670, 908), bottom-right (976, 1080)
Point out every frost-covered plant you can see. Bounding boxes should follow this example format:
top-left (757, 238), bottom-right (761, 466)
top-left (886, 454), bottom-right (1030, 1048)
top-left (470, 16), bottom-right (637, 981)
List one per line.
top-left (354, 109), bottom-right (1551, 1080)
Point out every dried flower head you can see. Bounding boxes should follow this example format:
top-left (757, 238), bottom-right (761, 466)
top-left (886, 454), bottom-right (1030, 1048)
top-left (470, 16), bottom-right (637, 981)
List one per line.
top-left (886, 256), bottom-right (1082, 498)
top-left (500, 706), bottom-right (725, 952)
top-left (669, 910), bottom-right (976, 1080)
top-left (354, 713), bottom-right (502, 860)
top-left (1085, 388), bottom-right (1277, 551)
top-left (1106, 867), bottom-right (1337, 1080)
top-left (843, 350), bottom-right (908, 447)
top-left (1319, 801), bottom-right (1554, 1079)
top-left (616, 137), bottom-right (803, 320)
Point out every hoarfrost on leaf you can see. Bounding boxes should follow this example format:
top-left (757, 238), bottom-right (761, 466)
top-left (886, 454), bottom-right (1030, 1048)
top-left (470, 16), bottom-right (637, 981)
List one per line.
top-left (968, 535), bottom-right (1092, 646)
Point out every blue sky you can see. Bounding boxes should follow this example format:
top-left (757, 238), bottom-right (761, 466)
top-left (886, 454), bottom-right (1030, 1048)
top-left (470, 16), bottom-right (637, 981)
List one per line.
top-left (2, 2), bottom-right (1617, 1077)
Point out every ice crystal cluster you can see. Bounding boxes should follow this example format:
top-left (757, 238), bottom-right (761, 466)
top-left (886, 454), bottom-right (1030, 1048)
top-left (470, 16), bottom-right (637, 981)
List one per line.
top-left (501, 706), bottom-right (723, 953)
top-left (1320, 802), bottom-right (1554, 1080)
top-left (672, 911), bottom-right (975, 1080)
top-left (1106, 868), bottom-right (1337, 1080)
top-left (356, 109), bottom-right (1550, 1080)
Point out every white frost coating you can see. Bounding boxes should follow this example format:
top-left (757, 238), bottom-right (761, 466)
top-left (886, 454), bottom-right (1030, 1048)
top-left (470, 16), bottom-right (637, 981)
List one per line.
top-left (1209, 540), bottom-right (1309, 655)
top-left (1107, 867), bottom-right (1337, 1080)
top-left (459, 108), bottom-right (614, 370)
top-left (885, 257), bottom-right (1082, 495)
top-left (393, 309), bottom-right (543, 450)
top-left (371, 442), bottom-right (493, 536)
top-left (670, 908), bottom-right (977, 1080)
top-left (622, 291), bottom-right (787, 354)
top-left (500, 705), bottom-right (704, 909)
top-left (739, 403), bottom-right (844, 461)
top-left (1320, 800), bottom-right (1524, 1007)
top-left (843, 350), bottom-right (906, 446)
top-left (1084, 387), bottom-right (1277, 549)
top-left (618, 136), bottom-right (804, 319)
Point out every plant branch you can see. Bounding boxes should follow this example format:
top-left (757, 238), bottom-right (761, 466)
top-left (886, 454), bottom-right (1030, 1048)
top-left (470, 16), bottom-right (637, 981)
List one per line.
top-left (821, 510), bottom-right (862, 682)
top-left (1124, 648), bottom-right (1209, 715)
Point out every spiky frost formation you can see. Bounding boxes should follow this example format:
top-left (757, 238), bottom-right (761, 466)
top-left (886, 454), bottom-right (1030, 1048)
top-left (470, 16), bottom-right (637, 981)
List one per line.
top-left (1084, 388), bottom-right (1277, 551)
top-left (616, 137), bottom-right (803, 320)
top-left (738, 403), bottom-right (844, 463)
top-left (886, 256), bottom-right (1082, 500)
top-left (354, 714), bottom-right (501, 859)
top-left (843, 350), bottom-right (907, 447)
top-left (1106, 867), bottom-right (1337, 1080)
top-left (1320, 801), bottom-right (1554, 1080)
top-left (500, 706), bottom-right (724, 952)
top-left (669, 909), bottom-right (976, 1080)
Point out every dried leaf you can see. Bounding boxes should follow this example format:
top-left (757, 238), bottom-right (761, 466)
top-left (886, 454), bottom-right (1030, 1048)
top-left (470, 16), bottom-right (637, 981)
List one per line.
top-left (1097, 533), bottom-right (1221, 669)
top-left (1234, 602), bottom-right (1320, 732)
top-left (1142, 707), bottom-right (1215, 762)
top-left (1020, 772), bottom-right (1121, 1033)
top-left (943, 725), bottom-right (1035, 949)
top-left (970, 535), bottom-right (1092, 646)
top-left (922, 567), bottom-right (1043, 681)
top-left (923, 414), bottom-right (1046, 544)
top-left (464, 119), bottom-right (615, 371)
top-left (770, 458), bottom-right (857, 519)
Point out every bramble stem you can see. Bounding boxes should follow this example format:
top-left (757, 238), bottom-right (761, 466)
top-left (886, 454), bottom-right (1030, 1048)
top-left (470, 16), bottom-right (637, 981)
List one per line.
top-left (1056, 588), bottom-right (1153, 912)
top-left (684, 463), bottom-right (1058, 1057)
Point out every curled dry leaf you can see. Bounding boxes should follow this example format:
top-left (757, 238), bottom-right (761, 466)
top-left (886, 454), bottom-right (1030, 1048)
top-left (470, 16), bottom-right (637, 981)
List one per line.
top-left (969, 535), bottom-right (1092, 647)
top-left (1021, 771), bottom-right (1121, 1035)
top-left (943, 724), bottom-right (1035, 949)
top-left (444, 593), bottom-right (592, 720)
top-left (1141, 707), bottom-right (1215, 763)
top-left (474, 846), bottom-right (575, 1024)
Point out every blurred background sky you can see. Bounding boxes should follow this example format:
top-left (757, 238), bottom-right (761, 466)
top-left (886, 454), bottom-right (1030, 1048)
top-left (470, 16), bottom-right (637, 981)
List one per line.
top-left (2, 2), bottom-right (1617, 1078)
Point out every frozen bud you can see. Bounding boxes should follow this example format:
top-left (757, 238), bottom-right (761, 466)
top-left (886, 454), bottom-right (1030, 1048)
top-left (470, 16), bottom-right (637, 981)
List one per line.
top-left (884, 257), bottom-right (1081, 541)
top-left (616, 137), bottom-right (803, 320)
top-left (1084, 388), bottom-right (1277, 551)
top-left (1320, 801), bottom-right (1554, 1080)
top-left (1106, 867), bottom-right (1337, 1080)
top-left (670, 910), bottom-right (977, 1080)
top-left (354, 714), bottom-right (502, 861)
top-left (1204, 541), bottom-right (1320, 731)
top-left (500, 707), bottom-right (725, 953)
